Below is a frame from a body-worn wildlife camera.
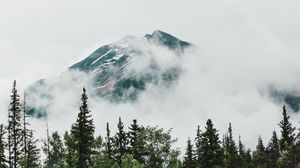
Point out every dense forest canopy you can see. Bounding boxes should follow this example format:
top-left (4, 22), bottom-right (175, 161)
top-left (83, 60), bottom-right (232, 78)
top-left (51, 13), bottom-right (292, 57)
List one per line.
top-left (1, 81), bottom-right (300, 168)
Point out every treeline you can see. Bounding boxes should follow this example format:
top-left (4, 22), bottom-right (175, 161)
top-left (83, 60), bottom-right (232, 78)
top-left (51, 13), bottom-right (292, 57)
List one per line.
top-left (0, 81), bottom-right (300, 168)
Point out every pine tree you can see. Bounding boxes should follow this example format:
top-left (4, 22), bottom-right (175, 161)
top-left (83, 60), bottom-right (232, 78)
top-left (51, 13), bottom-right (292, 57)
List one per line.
top-left (128, 119), bottom-right (145, 164)
top-left (253, 136), bottom-right (267, 168)
top-left (183, 138), bottom-right (195, 168)
top-left (64, 131), bottom-right (76, 168)
top-left (223, 123), bottom-right (239, 168)
top-left (194, 125), bottom-right (201, 167)
top-left (105, 123), bottom-right (113, 160)
top-left (278, 105), bottom-right (296, 150)
top-left (25, 130), bottom-right (40, 168)
top-left (43, 131), bottom-right (65, 168)
top-left (114, 117), bottom-right (128, 166)
top-left (277, 106), bottom-right (297, 168)
top-left (71, 87), bottom-right (95, 168)
top-left (266, 131), bottom-right (279, 168)
top-left (198, 119), bottom-right (223, 168)
top-left (238, 136), bottom-right (253, 168)
top-left (8, 80), bottom-right (23, 168)
top-left (0, 124), bottom-right (6, 168)
top-left (20, 94), bottom-right (30, 168)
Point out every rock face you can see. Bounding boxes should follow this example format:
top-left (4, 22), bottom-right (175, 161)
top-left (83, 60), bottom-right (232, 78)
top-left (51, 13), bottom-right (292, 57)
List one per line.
top-left (26, 30), bottom-right (192, 117)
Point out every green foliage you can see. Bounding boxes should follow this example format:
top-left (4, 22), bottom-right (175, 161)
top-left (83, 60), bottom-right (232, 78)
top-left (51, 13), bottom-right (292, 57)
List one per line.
top-left (128, 119), bottom-right (145, 164)
top-left (22, 130), bottom-right (40, 168)
top-left (253, 136), bottom-right (267, 168)
top-left (71, 87), bottom-right (95, 168)
top-left (0, 125), bottom-right (6, 168)
top-left (198, 119), bottom-right (223, 168)
top-left (43, 131), bottom-right (65, 168)
top-left (121, 154), bottom-right (143, 168)
top-left (279, 105), bottom-right (296, 150)
top-left (183, 138), bottom-right (195, 168)
top-left (64, 131), bottom-right (76, 168)
top-left (223, 123), bottom-right (239, 168)
top-left (143, 126), bottom-right (179, 168)
top-left (114, 117), bottom-right (128, 166)
top-left (8, 80), bottom-right (23, 168)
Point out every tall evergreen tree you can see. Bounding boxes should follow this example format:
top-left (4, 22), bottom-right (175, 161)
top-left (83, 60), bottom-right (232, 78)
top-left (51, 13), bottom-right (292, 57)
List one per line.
top-left (128, 119), bottom-right (145, 164)
top-left (198, 119), bottom-right (223, 168)
top-left (105, 123), bottom-right (113, 161)
top-left (278, 105), bottom-right (296, 150)
top-left (114, 117), bottom-right (128, 166)
top-left (0, 124), bottom-right (6, 168)
top-left (223, 123), bottom-right (239, 168)
top-left (20, 94), bottom-right (30, 168)
top-left (71, 87), bottom-right (95, 168)
top-left (24, 130), bottom-right (40, 168)
top-left (64, 132), bottom-right (76, 168)
top-left (277, 106), bottom-right (297, 168)
top-left (266, 131), bottom-right (279, 168)
top-left (43, 132), bottom-right (65, 168)
top-left (8, 80), bottom-right (23, 168)
top-left (183, 138), bottom-right (195, 168)
top-left (194, 125), bottom-right (202, 168)
top-left (253, 136), bottom-right (267, 168)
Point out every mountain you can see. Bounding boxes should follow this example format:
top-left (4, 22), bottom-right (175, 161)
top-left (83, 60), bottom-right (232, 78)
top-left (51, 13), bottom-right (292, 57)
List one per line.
top-left (26, 30), bottom-right (191, 117)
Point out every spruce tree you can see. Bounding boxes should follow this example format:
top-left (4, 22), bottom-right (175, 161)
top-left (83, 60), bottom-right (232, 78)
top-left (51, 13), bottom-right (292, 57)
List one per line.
top-left (8, 80), bottom-right (23, 168)
top-left (128, 119), bottom-right (145, 164)
top-left (198, 119), bottom-right (223, 168)
top-left (114, 117), bottom-right (128, 166)
top-left (43, 132), bottom-right (65, 168)
top-left (278, 105), bottom-right (296, 150)
top-left (183, 138), bottom-right (195, 168)
top-left (277, 106), bottom-right (297, 168)
top-left (64, 131), bottom-right (76, 168)
top-left (105, 123), bottom-right (113, 162)
top-left (253, 136), bottom-right (267, 168)
top-left (223, 123), bottom-right (239, 168)
top-left (0, 124), bottom-right (6, 168)
top-left (266, 131), bottom-right (279, 168)
top-left (20, 94), bottom-right (30, 168)
top-left (71, 88), bottom-right (95, 168)
top-left (24, 130), bottom-right (40, 168)
top-left (194, 125), bottom-right (202, 167)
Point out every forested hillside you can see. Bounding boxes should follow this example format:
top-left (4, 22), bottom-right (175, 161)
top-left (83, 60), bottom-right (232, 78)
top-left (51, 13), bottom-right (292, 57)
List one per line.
top-left (1, 81), bottom-right (300, 168)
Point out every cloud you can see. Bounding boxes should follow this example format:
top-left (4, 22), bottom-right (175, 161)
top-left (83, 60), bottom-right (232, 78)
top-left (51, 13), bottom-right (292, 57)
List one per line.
top-left (0, 0), bottom-right (300, 153)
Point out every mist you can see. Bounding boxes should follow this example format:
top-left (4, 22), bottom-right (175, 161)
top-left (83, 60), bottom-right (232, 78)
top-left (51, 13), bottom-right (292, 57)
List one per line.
top-left (1, 0), bottom-right (300, 153)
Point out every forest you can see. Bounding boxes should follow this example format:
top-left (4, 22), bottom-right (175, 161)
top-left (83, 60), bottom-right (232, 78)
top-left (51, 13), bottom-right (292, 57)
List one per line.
top-left (1, 80), bottom-right (300, 168)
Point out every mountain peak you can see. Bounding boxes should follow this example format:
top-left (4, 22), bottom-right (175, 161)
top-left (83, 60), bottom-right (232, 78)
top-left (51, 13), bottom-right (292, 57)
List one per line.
top-left (145, 30), bottom-right (191, 49)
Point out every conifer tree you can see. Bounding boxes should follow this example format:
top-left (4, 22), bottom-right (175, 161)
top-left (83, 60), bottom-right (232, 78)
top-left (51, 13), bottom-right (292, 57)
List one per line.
top-left (64, 131), bottom-right (76, 168)
top-left (105, 123), bottom-right (112, 160)
top-left (114, 117), bottom-right (128, 166)
top-left (43, 132), bottom-right (65, 168)
top-left (20, 94), bottom-right (30, 168)
top-left (253, 136), bottom-right (267, 168)
top-left (71, 87), bottom-right (95, 168)
top-left (266, 131), bottom-right (279, 168)
top-left (223, 123), bottom-right (239, 168)
top-left (8, 80), bottom-right (23, 168)
top-left (194, 125), bottom-right (202, 167)
top-left (183, 138), bottom-right (195, 168)
top-left (277, 106), bottom-right (297, 168)
top-left (278, 105), bottom-right (296, 150)
top-left (0, 124), bottom-right (6, 168)
top-left (198, 119), bottom-right (223, 168)
top-left (24, 130), bottom-right (40, 168)
top-left (128, 119), bottom-right (145, 164)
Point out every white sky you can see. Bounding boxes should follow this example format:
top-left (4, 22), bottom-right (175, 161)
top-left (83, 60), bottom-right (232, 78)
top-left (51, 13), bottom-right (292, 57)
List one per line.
top-left (1, 0), bottom-right (300, 150)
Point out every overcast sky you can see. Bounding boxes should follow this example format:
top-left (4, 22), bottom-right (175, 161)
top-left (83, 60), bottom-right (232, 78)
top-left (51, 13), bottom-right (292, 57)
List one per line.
top-left (1, 0), bottom-right (300, 149)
